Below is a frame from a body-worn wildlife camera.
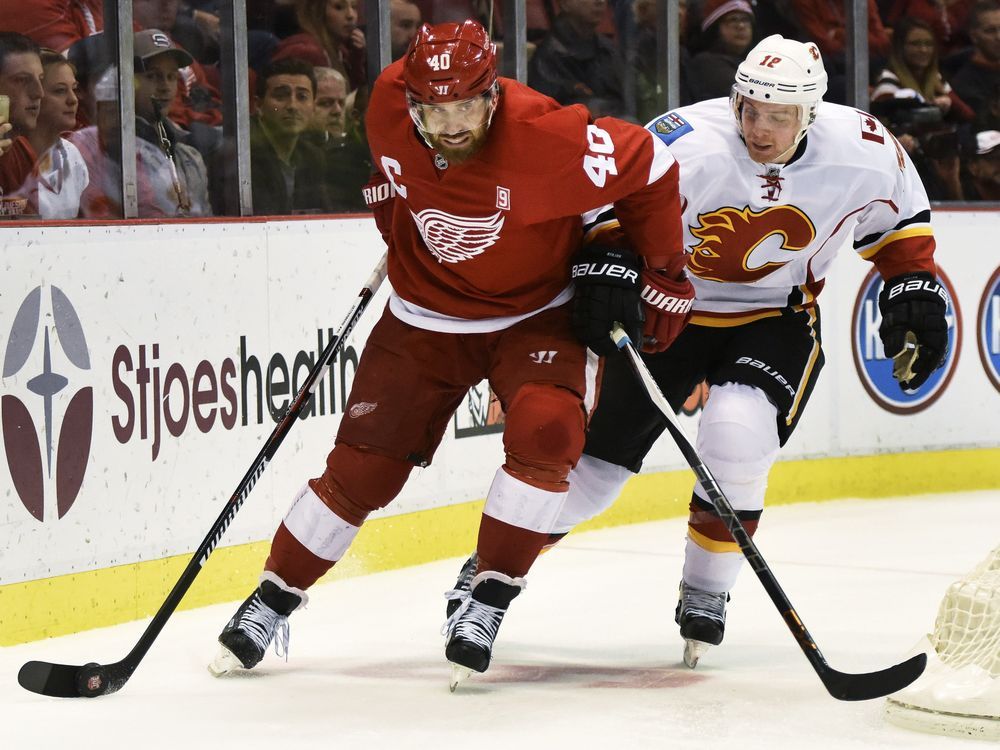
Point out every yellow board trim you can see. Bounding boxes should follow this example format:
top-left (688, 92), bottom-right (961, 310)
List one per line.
top-left (2, 447), bottom-right (998, 646)
top-left (687, 526), bottom-right (742, 554)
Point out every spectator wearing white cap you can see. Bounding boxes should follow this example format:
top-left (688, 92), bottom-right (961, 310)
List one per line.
top-left (689, 0), bottom-right (756, 102)
top-left (964, 130), bottom-right (1000, 199)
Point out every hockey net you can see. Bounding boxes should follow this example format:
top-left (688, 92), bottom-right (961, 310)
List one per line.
top-left (885, 545), bottom-right (1000, 741)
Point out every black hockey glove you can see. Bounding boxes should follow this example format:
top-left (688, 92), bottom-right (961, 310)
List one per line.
top-left (878, 271), bottom-right (949, 391)
top-left (571, 244), bottom-right (644, 357)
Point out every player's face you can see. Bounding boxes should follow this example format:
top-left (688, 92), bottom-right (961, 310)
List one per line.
top-left (740, 99), bottom-right (800, 163)
top-left (411, 92), bottom-right (493, 163)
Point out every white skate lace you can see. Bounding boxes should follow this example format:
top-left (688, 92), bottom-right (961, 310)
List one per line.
top-left (441, 594), bottom-right (505, 652)
top-left (240, 596), bottom-right (292, 660)
top-left (682, 587), bottom-right (727, 624)
top-left (441, 588), bottom-right (472, 635)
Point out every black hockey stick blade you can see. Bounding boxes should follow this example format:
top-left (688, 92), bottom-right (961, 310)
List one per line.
top-left (18, 660), bottom-right (128, 698)
top-left (819, 653), bottom-right (927, 701)
top-left (18, 255), bottom-right (389, 699)
top-left (610, 325), bottom-right (928, 702)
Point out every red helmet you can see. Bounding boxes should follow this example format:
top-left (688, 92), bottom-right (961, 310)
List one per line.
top-left (403, 20), bottom-right (497, 104)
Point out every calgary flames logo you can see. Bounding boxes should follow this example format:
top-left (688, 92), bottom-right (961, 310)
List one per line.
top-left (687, 205), bottom-right (816, 283)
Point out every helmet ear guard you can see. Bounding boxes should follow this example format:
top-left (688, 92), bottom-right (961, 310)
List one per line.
top-left (731, 35), bottom-right (828, 149)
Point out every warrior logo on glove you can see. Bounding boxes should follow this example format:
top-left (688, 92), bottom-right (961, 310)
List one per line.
top-left (571, 244), bottom-right (694, 356)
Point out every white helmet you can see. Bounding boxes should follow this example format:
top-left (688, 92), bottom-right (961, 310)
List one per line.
top-left (731, 35), bottom-right (828, 148)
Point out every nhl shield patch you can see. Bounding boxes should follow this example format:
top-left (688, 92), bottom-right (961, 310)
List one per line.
top-left (649, 112), bottom-right (693, 145)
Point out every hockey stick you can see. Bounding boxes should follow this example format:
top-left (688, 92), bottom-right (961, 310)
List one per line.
top-left (18, 254), bottom-right (390, 699)
top-left (610, 324), bottom-right (927, 702)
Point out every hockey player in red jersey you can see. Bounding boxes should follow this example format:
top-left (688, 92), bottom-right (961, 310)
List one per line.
top-left (445, 35), bottom-right (949, 669)
top-left (210, 20), bottom-right (693, 688)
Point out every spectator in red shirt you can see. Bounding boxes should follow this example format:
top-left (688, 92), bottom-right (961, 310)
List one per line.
top-left (0, 33), bottom-right (44, 216)
top-left (886, 0), bottom-right (973, 60)
top-left (3, 0), bottom-right (103, 53)
top-left (789, 0), bottom-right (891, 60)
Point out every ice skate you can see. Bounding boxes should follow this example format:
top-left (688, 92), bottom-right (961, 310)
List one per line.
top-left (442, 570), bottom-right (525, 690)
top-left (209, 573), bottom-right (307, 676)
top-left (675, 580), bottom-right (729, 669)
top-left (445, 552), bottom-right (479, 617)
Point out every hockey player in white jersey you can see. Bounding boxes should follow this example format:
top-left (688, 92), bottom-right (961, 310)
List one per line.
top-left (445, 35), bottom-right (949, 668)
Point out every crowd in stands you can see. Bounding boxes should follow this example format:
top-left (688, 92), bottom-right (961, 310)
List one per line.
top-left (1, 0), bottom-right (998, 218)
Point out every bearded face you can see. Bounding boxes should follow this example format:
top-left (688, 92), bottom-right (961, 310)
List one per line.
top-left (408, 89), bottom-right (496, 164)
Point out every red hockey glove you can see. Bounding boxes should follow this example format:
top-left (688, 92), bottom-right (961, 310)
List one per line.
top-left (640, 268), bottom-right (694, 353)
top-left (362, 171), bottom-right (396, 244)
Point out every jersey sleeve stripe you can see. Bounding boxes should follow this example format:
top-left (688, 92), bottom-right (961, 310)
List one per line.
top-left (856, 225), bottom-right (935, 259)
top-left (854, 209), bottom-right (932, 250)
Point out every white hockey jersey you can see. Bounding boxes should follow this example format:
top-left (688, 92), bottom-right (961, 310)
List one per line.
top-left (635, 98), bottom-right (937, 324)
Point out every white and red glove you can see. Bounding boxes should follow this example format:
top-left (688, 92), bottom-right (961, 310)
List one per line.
top-left (639, 264), bottom-right (694, 353)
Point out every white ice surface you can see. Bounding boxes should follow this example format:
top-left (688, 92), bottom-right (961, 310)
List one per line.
top-left (3, 490), bottom-right (998, 749)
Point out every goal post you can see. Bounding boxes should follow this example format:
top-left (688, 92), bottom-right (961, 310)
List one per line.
top-left (885, 545), bottom-right (1000, 741)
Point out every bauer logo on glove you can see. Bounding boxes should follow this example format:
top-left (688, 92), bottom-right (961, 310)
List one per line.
top-left (878, 271), bottom-right (949, 391)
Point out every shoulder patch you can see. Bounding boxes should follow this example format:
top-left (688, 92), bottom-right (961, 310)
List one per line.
top-left (649, 112), bottom-right (693, 145)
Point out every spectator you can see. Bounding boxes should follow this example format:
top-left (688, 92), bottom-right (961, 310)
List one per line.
top-left (974, 81), bottom-right (1000, 130)
top-left (66, 32), bottom-right (111, 128)
top-left (131, 29), bottom-right (212, 215)
top-left (3, 0), bottom-right (103, 53)
top-left (391, 0), bottom-right (422, 60)
top-left (133, 0), bottom-right (213, 64)
top-left (241, 57), bottom-right (331, 214)
top-left (689, 0), bottom-right (756, 102)
top-left (72, 48), bottom-right (212, 218)
top-left (131, 1), bottom-right (225, 131)
top-left (0, 33), bottom-right (43, 217)
top-left (951, 0), bottom-right (1000, 115)
top-left (789, 0), bottom-right (891, 102)
top-left (305, 67), bottom-right (370, 211)
top-left (311, 66), bottom-right (349, 142)
top-left (790, 0), bottom-right (891, 59)
top-left (632, 0), bottom-right (694, 122)
top-left (528, 0), bottom-right (627, 117)
top-left (963, 129), bottom-right (1000, 198)
top-left (872, 17), bottom-right (974, 121)
top-left (272, 0), bottom-right (366, 92)
top-left (886, 0), bottom-right (974, 60)
top-left (29, 51), bottom-right (90, 219)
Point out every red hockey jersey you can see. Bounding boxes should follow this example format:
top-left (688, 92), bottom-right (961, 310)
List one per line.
top-left (365, 59), bottom-right (682, 329)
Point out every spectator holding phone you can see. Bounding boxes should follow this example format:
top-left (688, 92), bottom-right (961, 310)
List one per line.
top-left (0, 97), bottom-right (12, 159)
top-left (0, 32), bottom-right (44, 216)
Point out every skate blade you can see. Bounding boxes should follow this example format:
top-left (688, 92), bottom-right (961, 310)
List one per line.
top-left (683, 639), bottom-right (712, 669)
top-left (208, 645), bottom-right (245, 677)
top-left (449, 664), bottom-right (473, 692)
